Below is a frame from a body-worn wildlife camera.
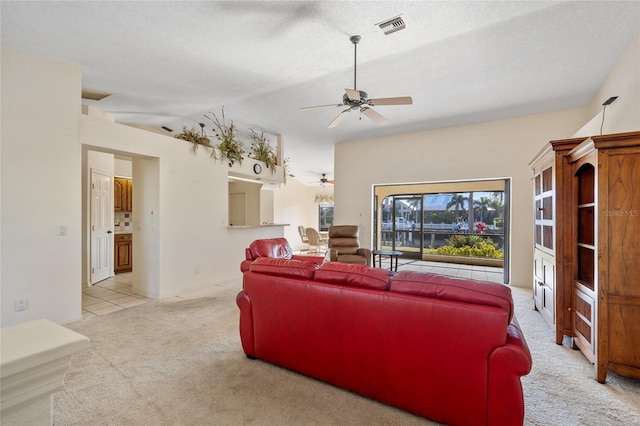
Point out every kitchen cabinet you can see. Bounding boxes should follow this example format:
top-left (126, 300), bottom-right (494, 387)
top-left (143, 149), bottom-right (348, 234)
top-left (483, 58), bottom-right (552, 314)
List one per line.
top-left (114, 233), bottom-right (132, 273)
top-left (114, 177), bottom-right (132, 212)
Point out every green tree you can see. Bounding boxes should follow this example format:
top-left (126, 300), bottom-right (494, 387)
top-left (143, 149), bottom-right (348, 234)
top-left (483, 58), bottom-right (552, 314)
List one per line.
top-left (446, 193), bottom-right (468, 222)
top-left (474, 197), bottom-right (492, 222)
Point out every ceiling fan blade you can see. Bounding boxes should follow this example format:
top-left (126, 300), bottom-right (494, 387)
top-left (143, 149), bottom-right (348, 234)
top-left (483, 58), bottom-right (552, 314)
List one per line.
top-left (361, 107), bottom-right (389, 126)
top-left (345, 88), bottom-right (361, 101)
top-left (328, 109), bottom-right (350, 128)
top-left (301, 103), bottom-right (342, 110)
top-left (368, 96), bottom-right (413, 106)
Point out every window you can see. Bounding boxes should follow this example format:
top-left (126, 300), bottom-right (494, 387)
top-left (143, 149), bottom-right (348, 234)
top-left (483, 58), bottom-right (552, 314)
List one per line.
top-left (318, 204), bottom-right (334, 232)
top-left (374, 178), bottom-right (511, 284)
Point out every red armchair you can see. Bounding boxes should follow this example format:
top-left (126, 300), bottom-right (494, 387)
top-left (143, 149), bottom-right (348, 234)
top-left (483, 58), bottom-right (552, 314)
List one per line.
top-left (240, 238), bottom-right (325, 272)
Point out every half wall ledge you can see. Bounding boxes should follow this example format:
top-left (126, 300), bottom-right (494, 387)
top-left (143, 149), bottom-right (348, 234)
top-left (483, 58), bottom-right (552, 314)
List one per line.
top-left (228, 224), bottom-right (290, 229)
top-left (1, 319), bottom-right (90, 426)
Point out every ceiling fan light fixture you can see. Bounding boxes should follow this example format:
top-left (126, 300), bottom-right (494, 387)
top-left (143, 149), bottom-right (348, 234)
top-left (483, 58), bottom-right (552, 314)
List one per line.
top-left (376, 15), bottom-right (406, 35)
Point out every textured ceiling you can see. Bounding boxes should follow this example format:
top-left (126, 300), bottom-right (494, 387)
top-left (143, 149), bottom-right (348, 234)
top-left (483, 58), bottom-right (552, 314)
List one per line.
top-left (2, 1), bottom-right (639, 185)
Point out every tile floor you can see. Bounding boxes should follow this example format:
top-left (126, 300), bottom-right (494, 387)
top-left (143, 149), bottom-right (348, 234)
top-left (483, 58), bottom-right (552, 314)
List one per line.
top-left (394, 258), bottom-right (505, 283)
top-left (82, 272), bottom-right (150, 320)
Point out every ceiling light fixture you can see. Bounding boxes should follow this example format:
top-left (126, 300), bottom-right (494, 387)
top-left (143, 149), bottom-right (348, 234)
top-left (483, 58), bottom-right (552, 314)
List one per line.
top-left (376, 15), bottom-right (406, 35)
top-left (600, 96), bottom-right (618, 135)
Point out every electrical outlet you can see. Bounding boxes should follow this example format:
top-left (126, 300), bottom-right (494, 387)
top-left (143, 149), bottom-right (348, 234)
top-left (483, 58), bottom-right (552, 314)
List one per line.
top-left (15, 298), bottom-right (28, 312)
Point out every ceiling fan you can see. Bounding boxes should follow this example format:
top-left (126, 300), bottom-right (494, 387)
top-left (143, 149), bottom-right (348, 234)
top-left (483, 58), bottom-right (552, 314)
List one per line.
top-left (320, 174), bottom-right (334, 185)
top-left (301, 35), bottom-right (413, 128)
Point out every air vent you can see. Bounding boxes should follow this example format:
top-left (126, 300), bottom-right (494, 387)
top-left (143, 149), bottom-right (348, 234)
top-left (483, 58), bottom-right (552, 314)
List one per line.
top-left (81, 90), bottom-right (111, 101)
top-left (376, 15), bottom-right (406, 35)
top-left (161, 126), bottom-right (174, 133)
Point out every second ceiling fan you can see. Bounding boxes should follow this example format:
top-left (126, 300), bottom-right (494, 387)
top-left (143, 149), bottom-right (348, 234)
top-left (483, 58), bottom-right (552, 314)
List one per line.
top-left (302, 35), bottom-right (413, 128)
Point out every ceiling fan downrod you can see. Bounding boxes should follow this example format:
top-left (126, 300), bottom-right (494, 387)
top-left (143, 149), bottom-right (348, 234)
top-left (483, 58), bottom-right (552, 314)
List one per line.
top-left (350, 35), bottom-right (360, 91)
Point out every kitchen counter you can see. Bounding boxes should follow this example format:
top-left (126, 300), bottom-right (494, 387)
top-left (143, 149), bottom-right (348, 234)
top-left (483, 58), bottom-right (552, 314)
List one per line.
top-left (228, 223), bottom-right (289, 229)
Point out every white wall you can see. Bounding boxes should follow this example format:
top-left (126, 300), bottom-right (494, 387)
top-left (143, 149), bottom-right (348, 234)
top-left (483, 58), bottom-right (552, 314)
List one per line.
top-left (1, 49), bottom-right (287, 325)
top-left (334, 108), bottom-right (588, 287)
top-left (273, 178), bottom-right (334, 251)
top-left (114, 158), bottom-right (132, 178)
top-left (82, 117), bottom-right (285, 299)
top-left (1, 49), bottom-right (82, 326)
top-left (574, 30), bottom-right (640, 137)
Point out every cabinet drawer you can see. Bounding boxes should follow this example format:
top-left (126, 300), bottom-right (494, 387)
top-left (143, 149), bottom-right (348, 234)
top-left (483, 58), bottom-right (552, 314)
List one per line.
top-left (115, 234), bottom-right (132, 242)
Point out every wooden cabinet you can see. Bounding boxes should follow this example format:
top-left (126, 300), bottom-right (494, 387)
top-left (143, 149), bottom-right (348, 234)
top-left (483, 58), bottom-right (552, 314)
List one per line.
top-left (531, 131), bottom-right (640, 383)
top-left (114, 177), bottom-right (132, 212)
top-left (114, 233), bottom-right (133, 273)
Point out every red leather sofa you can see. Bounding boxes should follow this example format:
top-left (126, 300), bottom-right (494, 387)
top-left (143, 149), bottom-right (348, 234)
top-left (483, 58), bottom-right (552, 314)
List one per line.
top-left (237, 246), bottom-right (532, 426)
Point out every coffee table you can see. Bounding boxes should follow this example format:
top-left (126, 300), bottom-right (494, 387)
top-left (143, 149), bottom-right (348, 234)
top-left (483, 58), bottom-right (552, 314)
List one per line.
top-left (372, 250), bottom-right (403, 272)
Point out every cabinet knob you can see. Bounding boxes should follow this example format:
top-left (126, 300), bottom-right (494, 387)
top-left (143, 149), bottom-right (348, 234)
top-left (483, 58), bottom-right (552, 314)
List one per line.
top-left (568, 307), bottom-right (573, 312)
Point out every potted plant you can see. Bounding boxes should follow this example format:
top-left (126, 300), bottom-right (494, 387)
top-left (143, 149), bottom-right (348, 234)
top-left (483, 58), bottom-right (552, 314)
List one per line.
top-left (205, 108), bottom-right (244, 167)
top-left (174, 123), bottom-right (214, 156)
top-left (248, 128), bottom-right (277, 174)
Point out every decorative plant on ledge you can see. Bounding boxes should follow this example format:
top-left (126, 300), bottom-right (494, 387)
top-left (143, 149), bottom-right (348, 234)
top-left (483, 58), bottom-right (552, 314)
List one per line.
top-left (248, 128), bottom-right (277, 174)
top-left (174, 123), bottom-right (214, 156)
top-left (205, 108), bottom-right (244, 167)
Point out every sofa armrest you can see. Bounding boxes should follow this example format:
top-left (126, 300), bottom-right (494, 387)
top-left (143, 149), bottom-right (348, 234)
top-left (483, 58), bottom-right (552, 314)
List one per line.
top-left (356, 248), bottom-right (372, 266)
top-left (236, 291), bottom-right (255, 358)
top-left (487, 316), bottom-right (533, 426)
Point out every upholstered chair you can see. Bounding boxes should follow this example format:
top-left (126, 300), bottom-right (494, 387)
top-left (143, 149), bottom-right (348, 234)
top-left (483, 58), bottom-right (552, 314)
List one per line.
top-left (297, 225), bottom-right (309, 250)
top-left (305, 227), bottom-right (328, 253)
top-left (327, 225), bottom-right (371, 266)
top-left (240, 238), bottom-right (325, 272)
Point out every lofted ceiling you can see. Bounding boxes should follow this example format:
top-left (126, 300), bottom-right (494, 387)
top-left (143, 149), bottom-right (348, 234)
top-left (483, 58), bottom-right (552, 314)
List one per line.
top-left (2, 1), bottom-right (639, 185)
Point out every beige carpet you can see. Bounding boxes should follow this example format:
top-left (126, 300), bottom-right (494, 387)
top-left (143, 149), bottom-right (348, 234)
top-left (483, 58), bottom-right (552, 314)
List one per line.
top-left (53, 280), bottom-right (640, 425)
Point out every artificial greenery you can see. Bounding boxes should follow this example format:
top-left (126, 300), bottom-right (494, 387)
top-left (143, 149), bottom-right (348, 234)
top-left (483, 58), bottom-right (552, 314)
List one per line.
top-left (248, 128), bottom-right (277, 174)
top-left (175, 108), bottom-right (289, 182)
top-left (174, 124), bottom-right (214, 155)
top-left (204, 108), bottom-right (244, 167)
top-left (424, 234), bottom-right (504, 259)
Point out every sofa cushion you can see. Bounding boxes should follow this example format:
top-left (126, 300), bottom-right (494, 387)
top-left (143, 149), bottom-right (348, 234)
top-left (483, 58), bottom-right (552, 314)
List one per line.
top-left (248, 238), bottom-right (293, 260)
top-left (389, 271), bottom-right (513, 321)
top-left (314, 262), bottom-right (392, 290)
top-left (249, 257), bottom-right (319, 280)
top-left (336, 254), bottom-right (368, 265)
top-left (329, 237), bottom-right (359, 255)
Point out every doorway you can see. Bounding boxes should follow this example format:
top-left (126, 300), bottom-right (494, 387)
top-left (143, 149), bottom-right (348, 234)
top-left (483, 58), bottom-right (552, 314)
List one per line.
top-left (84, 148), bottom-right (160, 299)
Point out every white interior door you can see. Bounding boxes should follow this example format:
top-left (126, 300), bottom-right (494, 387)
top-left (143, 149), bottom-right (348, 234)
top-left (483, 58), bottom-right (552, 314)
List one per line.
top-left (90, 170), bottom-right (112, 284)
